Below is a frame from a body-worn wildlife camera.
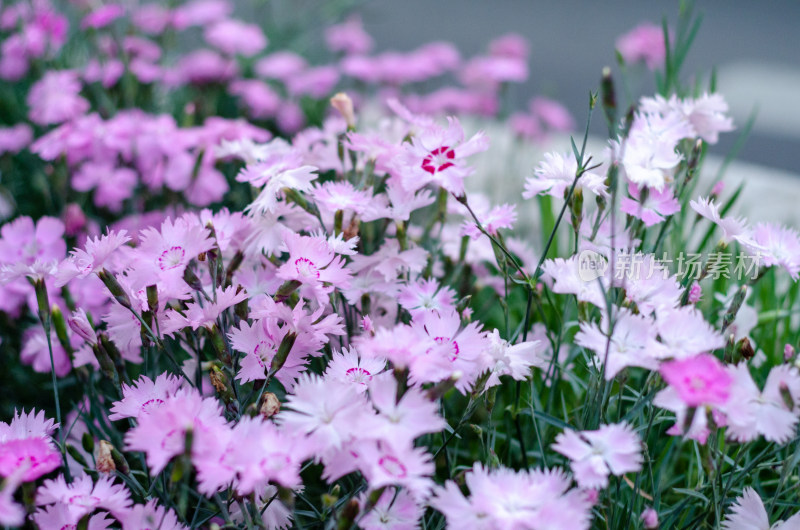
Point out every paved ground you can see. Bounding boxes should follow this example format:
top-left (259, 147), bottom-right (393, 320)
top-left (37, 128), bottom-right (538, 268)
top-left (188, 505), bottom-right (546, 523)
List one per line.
top-left (359, 0), bottom-right (800, 173)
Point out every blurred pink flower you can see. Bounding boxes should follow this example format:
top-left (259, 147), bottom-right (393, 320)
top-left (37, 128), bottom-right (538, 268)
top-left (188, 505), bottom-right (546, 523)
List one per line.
top-left (27, 70), bottom-right (89, 125)
top-left (81, 4), bottom-right (125, 29)
top-left (0, 124), bottom-right (33, 155)
top-left (205, 19), bottom-right (267, 57)
top-left (325, 16), bottom-right (373, 55)
top-left (616, 22), bottom-right (666, 69)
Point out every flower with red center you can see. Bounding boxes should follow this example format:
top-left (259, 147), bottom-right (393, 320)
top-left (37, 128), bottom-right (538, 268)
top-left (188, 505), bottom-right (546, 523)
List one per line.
top-left (231, 318), bottom-right (304, 389)
top-left (407, 309), bottom-right (489, 392)
top-left (127, 216), bottom-right (215, 299)
top-left (158, 245), bottom-right (186, 270)
top-left (324, 346), bottom-right (386, 392)
top-left (276, 232), bottom-right (352, 305)
top-left (389, 101), bottom-right (489, 195)
top-left (421, 145), bottom-right (455, 174)
top-left (660, 353), bottom-right (732, 407)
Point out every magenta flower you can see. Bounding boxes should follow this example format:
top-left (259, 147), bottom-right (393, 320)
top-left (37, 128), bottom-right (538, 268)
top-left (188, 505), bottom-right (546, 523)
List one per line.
top-left (128, 216), bottom-right (215, 298)
top-left (660, 354), bottom-right (732, 407)
top-left (286, 66), bottom-right (340, 99)
top-left (195, 417), bottom-right (310, 496)
top-left (254, 51), bottom-right (308, 81)
top-left (72, 162), bottom-right (138, 212)
top-left (531, 96), bottom-right (575, 132)
top-left (21, 327), bottom-right (72, 377)
top-left (0, 408), bottom-right (60, 482)
top-left (552, 422), bottom-right (643, 489)
top-left (172, 49), bottom-right (238, 85)
top-left (459, 201), bottom-right (517, 239)
top-left (311, 181), bottom-right (373, 216)
top-left (0, 216), bottom-right (66, 267)
top-left (459, 54), bottom-right (528, 88)
top-left (0, 438), bottom-right (60, 482)
top-left (229, 80), bottom-right (281, 119)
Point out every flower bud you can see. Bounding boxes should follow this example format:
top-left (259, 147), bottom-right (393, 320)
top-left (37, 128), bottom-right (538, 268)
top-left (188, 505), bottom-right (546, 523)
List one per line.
top-left (722, 285), bottom-right (747, 333)
top-left (68, 309), bottom-right (97, 345)
top-left (269, 332), bottom-right (297, 378)
top-left (785, 344), bottom-right (796, 362)
top-left (96, 440), bottom-right (115, 474)
top-left (330, 92), bottom-right (355, 129)
top-left (259, 392), bottom-right (281, 419)
top-left (97, 269), bottom-right (132, 310)
top-left (737, 337), bottom-right (755, 361)
top-left (687, 282), bottom-right (702, 304)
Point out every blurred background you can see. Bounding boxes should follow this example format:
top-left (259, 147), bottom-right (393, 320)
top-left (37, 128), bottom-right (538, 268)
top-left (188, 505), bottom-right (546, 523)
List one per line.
top-left (270, 0), bottom-right (800, 173)
top-left (365, 0), bottom-right (800, 172)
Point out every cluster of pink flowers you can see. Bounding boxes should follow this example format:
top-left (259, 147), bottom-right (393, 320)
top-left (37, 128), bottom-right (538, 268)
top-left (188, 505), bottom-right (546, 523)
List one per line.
top-left (2, 5), bottom-right (799, 528)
